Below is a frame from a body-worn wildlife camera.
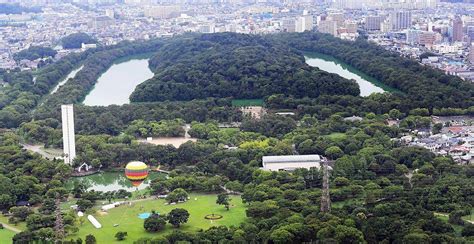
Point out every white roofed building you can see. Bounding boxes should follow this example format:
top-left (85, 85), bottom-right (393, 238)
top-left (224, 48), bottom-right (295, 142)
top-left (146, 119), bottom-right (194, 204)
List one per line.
top-left (262, 155), bottom-right (321, 171)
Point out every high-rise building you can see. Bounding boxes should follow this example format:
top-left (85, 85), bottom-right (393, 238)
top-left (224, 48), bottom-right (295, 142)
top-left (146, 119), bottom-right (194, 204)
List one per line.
top-left (327, 12), bottom-right (345, 27)
top-left (296, 15), bottom-right (313, 33)
top-left (418, 31), bottom-right (437, 46)
top-left (283, 19), bottom-right (296, 33)
top-left (468, 48), bottom-right (474, 64)
top-left (365, 16), bottom-right (385, 31)
top-left (468, 26), bottom-right (474, 41)
top-left (144, 5), bottom-right (181, 19)
top-left (88, 16), bottom-right (114, 29)
top-left (407, 29), bottom-right (421, 44)
top-left (453, 16), bottom-right (463, 42)
top-left (380, 20), bottom-right (392, 33)
top-left (318, 20), bottom-right (338, 36)
top-left (390, 11), bottom-right (412, 31)
top-left (61, 104), bottom-right (76, 165)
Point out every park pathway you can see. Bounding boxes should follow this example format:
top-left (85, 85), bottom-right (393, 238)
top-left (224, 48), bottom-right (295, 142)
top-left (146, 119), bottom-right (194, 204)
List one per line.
top-left (0, 221), bottom-right (21, 233)
top-left (434, 212), bottom-right (474, 225)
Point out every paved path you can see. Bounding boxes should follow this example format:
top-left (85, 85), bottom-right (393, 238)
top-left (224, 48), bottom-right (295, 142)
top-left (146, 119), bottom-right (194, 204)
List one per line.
top-left (0, 222), bottom-right (21, 233)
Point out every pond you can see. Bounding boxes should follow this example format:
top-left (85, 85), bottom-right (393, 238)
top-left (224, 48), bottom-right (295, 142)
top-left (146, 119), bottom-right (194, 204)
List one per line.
top-left (51, 65), bottom-right (84, 94)
top-left (304, 53), bottom-right (391, 97)
top-left (83, 58), bottom-right (154, 106)
top-left (66, 171), bottom-right (166, 192)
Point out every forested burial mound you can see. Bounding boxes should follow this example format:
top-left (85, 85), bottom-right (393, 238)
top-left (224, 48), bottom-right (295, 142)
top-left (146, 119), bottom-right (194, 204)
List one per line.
top-left (129, 33), bottom-right (360, 102)
top-left (272, 32), bottom-right (474, 109)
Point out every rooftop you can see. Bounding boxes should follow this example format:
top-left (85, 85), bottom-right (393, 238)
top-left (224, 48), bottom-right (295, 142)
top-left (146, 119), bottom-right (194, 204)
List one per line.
top-left (263, 155), bottom-right (321, 164)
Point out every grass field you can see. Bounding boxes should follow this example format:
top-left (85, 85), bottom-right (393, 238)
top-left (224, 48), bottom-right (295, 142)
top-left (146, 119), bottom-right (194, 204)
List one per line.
top-left (434, 213), bottom-right (463, 235)
top-left (0, 215), bottom-right (26, 231)
top-left (68, 194), bottom-right (246, 243)
top-left (331, 199), bottom-right (364, 209)
top-left (231, 99), bottom-right (264, 107)
top-left (0, 228), bottom-right (15, 244)
top-left (325, 133), bottom-right (347, 142)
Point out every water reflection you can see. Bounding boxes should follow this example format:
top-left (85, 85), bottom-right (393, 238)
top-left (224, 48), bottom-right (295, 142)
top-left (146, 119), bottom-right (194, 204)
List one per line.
top-left (67, 172), bottom-right (165, 192)
top-left (83, 59), bottom-right (154, 106)
top-left (304, 53), bottom-right (388, 97)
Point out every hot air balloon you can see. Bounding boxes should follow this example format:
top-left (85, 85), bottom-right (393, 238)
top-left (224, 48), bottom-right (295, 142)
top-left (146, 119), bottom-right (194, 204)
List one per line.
top-left (125, 161), bottom-right (149, 187)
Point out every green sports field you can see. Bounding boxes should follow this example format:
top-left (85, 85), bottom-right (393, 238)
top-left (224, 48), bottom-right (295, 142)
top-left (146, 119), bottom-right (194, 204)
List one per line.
top-left (68, 194), bottom-right (246, 243)
top-left (231, 99), bottom-right (264, 107)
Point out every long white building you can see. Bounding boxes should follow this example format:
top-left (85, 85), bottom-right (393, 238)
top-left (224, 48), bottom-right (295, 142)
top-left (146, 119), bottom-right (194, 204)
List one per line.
top-left (262, 155), bottom-right (321, 171)
top-left (61, 104), bottom-right (76, 165)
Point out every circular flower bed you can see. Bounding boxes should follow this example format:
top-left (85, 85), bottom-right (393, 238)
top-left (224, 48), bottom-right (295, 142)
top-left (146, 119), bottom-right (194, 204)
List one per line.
top-left (204, 214), bottom-right (223, 220)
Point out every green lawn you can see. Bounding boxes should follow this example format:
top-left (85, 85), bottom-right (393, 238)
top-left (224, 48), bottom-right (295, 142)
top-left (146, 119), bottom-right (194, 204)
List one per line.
top-left (0, 228), bottom-right (15, 244)
top-left (434, 213), bottom-right (463, 235)
top-left (325, 133), bottom-right (347, 142)
top-left (68, 194), bottom-right (246, 243)
top-left (0, 216), bottom-right (26, 231)
top-left (231, 99), bottom-right (264, 107)
top-left (462, 212), bottom-right (474, 223)
top-left (332, 199), bottom-right (364, 209)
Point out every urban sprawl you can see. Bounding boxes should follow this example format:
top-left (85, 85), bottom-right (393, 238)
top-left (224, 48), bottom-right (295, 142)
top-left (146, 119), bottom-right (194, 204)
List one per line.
top-left (0, 0), bottom-right (474, 82)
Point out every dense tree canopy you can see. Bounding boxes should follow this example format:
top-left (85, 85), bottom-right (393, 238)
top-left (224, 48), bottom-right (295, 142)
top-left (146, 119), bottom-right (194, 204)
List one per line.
top-left (13, 46), bottom-right (57, 61)
top-left (130, 33), bottom-right (359, 102)
top-left (1, 32), bottom-right (474, 244)
top-left (61, 33), bottom-right (97, 49)
top-left (273, 32), bottom-right (474, 110)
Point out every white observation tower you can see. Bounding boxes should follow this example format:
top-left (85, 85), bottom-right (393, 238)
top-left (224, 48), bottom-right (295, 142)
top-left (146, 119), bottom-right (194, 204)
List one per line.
top-left (61, 104), bottom-right (76, 165)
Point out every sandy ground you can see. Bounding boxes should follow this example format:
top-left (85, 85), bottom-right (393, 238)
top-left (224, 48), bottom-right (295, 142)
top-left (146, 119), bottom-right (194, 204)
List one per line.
top-left (138, 137), bottom-right (197, 148)
top-left (20, 143), bottom-right (63, 160)
top-left (241, 106), bottom-right (265, 119)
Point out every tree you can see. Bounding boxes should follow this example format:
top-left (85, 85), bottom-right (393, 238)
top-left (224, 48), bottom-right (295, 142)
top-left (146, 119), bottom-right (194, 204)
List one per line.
top-left (13, 231), bottom-right (35, 244)
top-left (403, 232), bottom-right (430, 244)
top-left (224, 181), bottom-right (244, 193)
top-left (334, 225), bottom-right (366, 244)
top-left (9, 206), bottom-right (32, 221)
top-left (76, 199), bottom-right (94, 211)
top-left (270, 229), bottom-right (294, 244)
top-left (462, 224), bottom-right (474, 237)
top-left (216, 193), bottom-right (231, 210)
top-left (115, 231), bottom-right (128, 241)
top-left (432, 123), bottom-right (443, 134)
top-left (325, 146), bottom-right (344, 160)
top-left (388, 109), bottom-right (404, 120)
top-left (13, 46), bottom-right (57, 61)
top-left (85, 234), bottom-right (96, 244)
top-left (448, 210), bottom-right (465, 225)
top-left (165, 188), bottom-right (188, 203)
top-left (167, 208), bottom-right (190, 228)
top-left (61, 33), bottom-right (97, 49)
top-left (144, 213), bottom-right (166, 232)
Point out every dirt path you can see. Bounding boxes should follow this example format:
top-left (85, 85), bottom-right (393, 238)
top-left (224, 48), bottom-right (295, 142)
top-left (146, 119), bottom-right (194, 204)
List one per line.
top-left (434, 212), bottom-right (474, 224)
top-left (0, 222), bottom-right (21, 233)
top-left (20, 143), bottom-right (62, 160)
top-left (405, 170), bottom-right (413, 188)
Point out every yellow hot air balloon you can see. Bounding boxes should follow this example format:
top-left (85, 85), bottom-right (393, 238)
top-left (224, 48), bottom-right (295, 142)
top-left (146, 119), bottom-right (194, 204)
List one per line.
top-left (125, 161), bottom-right (149, 187)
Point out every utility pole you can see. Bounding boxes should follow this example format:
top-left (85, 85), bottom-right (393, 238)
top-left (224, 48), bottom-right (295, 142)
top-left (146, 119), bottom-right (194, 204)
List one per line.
top-left (320, 158), bottom-right (331, 213)
top-left (54, 194), bottom-right (65, 242)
